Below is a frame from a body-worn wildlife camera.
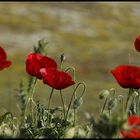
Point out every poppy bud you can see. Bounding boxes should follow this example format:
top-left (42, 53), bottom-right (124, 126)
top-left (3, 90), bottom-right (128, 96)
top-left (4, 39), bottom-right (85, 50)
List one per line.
top-left (107, 98), bottom-right (118, 110)
top-left (99, 90), bottom-right (110, 100)
top-left (64, 127), bottom-right (75, 138)
top-left (133, 91), bottom-right (139, 96)
top-left (73, 97), bottom-right (83, 109)
top-left (60, 53), bottom-right (66, 62)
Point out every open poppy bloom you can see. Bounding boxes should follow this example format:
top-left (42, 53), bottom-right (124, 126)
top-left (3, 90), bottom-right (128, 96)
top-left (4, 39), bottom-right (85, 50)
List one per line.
top-left (134, 36), bottom-right (140, 52)
top-left (120, 115), bottom-right (140, 138)
top-left (26, 53), bottom-right (57, 79)
top-left (111, 65), bottom-right (140, 89)
top-left (40, 68), bottom-right (75, 90)
top-left (0, 47), bottom-right (11, 70)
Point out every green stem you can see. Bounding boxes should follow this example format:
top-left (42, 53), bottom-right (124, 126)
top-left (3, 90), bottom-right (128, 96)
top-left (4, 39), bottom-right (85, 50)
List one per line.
top-left (72, 70), bottom-right (76, 126)
top-left (59, 60), bottom-right (66, 119)
top-left (101, 97), bottom-right (108, 113)
top-left (65, 88), bottom-right (76, 122)
top-left (137, 90), bottom-right (140, 115)
top-left (122, 98), bottom-right (124, 115)
top-left (29, 78), bottom-right (37, 98)
top-left (31, 98), bottom-right (37, 127)
top-left (60, 61), bottom-right (63, 70)
top-left (23, 77), bottom-right (37, 121)
top-left (47, 88), bottom-right (54, 111)
top-left (47, 88), bottom-right (54, 124)
top-left (65, 67), bottom-right (76, 125)
top-left (125, 88), bottom-right (132, 113)
top-left (60, 90), bottom-right (66, 118)
top-left (117, 95), bottom-right (124, 116)
top-left (65, 82), bottom-right (86, 123)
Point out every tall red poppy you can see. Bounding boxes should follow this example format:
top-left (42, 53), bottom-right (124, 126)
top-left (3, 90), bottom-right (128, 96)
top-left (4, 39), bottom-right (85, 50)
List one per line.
top-left (0, 47), bottom-right (11, 70)
top-left (120, 115), bottom-right (140, 138)
top-left (111, 65), bottom-right (140, 89)
top-left (134, 36), bottom-right (140, 52)
top-left (26, 53), bottom-right (57, 79)
top-left (40, 68), bottom-right (75, 90)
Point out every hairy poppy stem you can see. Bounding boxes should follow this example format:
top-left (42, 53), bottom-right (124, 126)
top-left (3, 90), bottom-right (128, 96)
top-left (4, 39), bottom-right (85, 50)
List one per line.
top-left (137, 90), bottom-right (140, 116)
top-left (28, 77), bottom-right (37, 98)
top-left (59, 57), bottom-right (66, 119)
top-left (125, 88), bottom-right (132, 113)
top-left (60, 90), bottom-right (66, 118)
top-left (101, 97), bottom-right (108, 113)
top-left (47, 88), bottom-right (54, 111)
top-left (65, 67), bottom-right (76, 125)
top-left (23, 77), bottom-right (37, 123)
top-left (47, 88), bottom-right (54, 123)
top-left (118, 95), bottom-right (124, 115)
top-left (65, 82), bottom-right (86, 124)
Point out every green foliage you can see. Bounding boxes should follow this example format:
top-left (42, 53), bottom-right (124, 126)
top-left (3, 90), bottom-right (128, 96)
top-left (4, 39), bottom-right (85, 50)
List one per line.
top-left (0, 112), bottom-right (18, 138)
top-left (18, 80), bottom-right (26, 116)
top-left (33, 39), bottom-right (48, 55)
top-left (90, 113), bottom-right (126, 138)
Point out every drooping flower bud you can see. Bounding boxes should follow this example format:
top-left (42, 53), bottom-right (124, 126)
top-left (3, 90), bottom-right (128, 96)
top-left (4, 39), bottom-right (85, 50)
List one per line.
top-left (107, 98), bottom-right (118, 110)
top-left (99, 90), bottom-right (110, 100)
top-left (73, 97), bottom-right (83, 109)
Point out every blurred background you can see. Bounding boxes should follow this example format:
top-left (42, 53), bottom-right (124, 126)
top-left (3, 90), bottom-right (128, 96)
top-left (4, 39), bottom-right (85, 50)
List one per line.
top-left (0, 2), bottom-right (140, 120)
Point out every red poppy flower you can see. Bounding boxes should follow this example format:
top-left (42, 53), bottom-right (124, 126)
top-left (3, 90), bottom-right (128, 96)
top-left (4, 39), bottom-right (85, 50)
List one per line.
top-left (134, 36), bottom-right (140, 52)
top-left (120, 115), bottom-right (140, 138)
top-left (40, 68), bottom-right (75, 90)
top-left (111, 65), bottom-right (140, 89)
top-left (26, 53), bottom-right (57, 79)
top-left (0, 47), bottom-right (11, 70)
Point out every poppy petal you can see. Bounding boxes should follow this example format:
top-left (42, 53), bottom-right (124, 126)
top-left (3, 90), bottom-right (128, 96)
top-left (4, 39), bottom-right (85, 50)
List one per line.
top-left (40, 68), bottom-right (75, 90)
top-left (111, 65), bottom-right (140, 89)
top-left (26, 53), bottom-right (57, 79)
top-left (0, 47), bottom-right (11, 70)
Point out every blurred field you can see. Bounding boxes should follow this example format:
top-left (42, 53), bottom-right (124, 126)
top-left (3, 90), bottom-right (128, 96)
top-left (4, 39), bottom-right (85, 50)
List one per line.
top-left (0, 2), bottom-right (140, 120)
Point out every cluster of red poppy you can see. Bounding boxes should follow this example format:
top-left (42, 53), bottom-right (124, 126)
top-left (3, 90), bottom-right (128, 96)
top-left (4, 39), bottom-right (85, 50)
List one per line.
top-left (0, 47), bottom-right (75, 125)
top-left (0, 47), bottom-right (75, 90)
top-left (26, 53), bottom-right (75, 90)
top-left (111, 36), bottom-right (140, 138)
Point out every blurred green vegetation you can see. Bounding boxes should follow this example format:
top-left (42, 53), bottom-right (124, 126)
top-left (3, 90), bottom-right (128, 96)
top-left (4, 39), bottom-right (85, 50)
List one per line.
top-left (0, 2), bottom-right (140, 120)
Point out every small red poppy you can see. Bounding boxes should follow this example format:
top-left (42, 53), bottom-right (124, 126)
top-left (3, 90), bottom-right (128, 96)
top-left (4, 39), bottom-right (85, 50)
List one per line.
top-left (0, 47), bottom-right (11, 70)
top-left (26, 53), bottom-right (57, 79)
top-left (120, 115), bottom-right (140, 138)
top-left (134, 36), bottom-right (140, 52)
top-left (111, 65), bottom-right (140, 89)
top-left (40, 68), bottom-right (75, 90)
